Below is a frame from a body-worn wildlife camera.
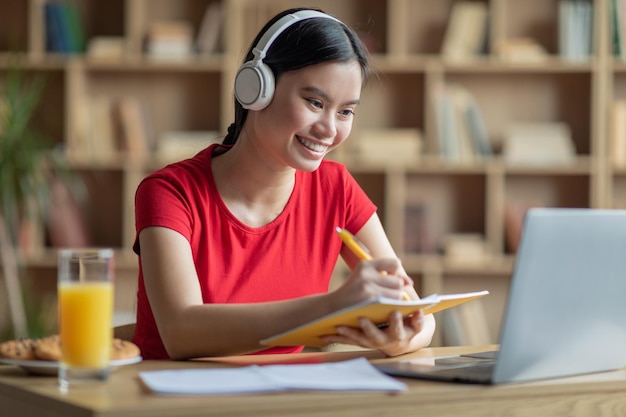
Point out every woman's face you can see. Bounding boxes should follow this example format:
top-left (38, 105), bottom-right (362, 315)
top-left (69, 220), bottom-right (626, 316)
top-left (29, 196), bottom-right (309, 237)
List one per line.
top-left (247, 60), bottom-right (362, 172)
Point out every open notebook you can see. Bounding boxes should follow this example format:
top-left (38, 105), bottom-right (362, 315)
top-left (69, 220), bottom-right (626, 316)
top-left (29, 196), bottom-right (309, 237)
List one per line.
top-left (376, 208), bottom-right (626, 384)
top-left (261, 291), bottom-right (488, 348)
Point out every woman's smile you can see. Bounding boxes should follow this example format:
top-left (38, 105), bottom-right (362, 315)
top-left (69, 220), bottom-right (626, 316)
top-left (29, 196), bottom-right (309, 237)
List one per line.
top-left (297, 136), bottom-right (328, 154)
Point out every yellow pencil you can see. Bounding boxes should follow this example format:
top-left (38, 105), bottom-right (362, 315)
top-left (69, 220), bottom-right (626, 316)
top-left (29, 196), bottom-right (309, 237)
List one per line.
top-left (335, 227), bottom-right (410, 300)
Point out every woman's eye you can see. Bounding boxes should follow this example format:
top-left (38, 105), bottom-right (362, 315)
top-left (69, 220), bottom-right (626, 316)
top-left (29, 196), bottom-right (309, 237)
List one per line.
top-left (306, 98), bottom-right (323, 109)
top-left (340, 108), bottom-right (355, 117)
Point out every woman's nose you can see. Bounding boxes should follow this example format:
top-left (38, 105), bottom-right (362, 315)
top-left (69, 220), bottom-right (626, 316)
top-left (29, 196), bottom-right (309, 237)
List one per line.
top-left (313, 113), bottom-right (337, 139)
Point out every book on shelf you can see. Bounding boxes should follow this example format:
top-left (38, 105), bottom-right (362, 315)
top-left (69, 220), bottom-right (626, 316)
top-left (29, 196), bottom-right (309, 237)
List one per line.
top-left (430, 82), bottom-right (460, 161)
top-left (62, 2), bottom-right (85, 52)
top-left (67, 91), bottom-right (89, 161)
top-left (260, 291), bottom-right (489, 348)
top-left (503, 122), bottom-right (575, 166)
top-left (44, 2), bottom-right (68, 53)
top-left (429, 82), bottom-right (492, 162)
top-left (69, 96), bottom-right (120, 163)
top-left (452, 85), bottom-right (493, 160)
top-left (47, 177), bottom-right (91, 248)
top-left (404, 202), bottom-right (435, 254)
top-left (461, 89), bottom-right (493, 158)
top-left (610, 0), bottom-right (625, 58)
top-left (450, 86), bottom-right (476, 162)
top-left (113, 97), bottom-right (155, 159)
top-left (43, 1), bottom-right (86, 54)
top-left (558, 0), bottom-right (593, 62)
top-left (196, 2), bottom-right (223, 55)
top-left (441, 1), bottom-right (488, 61)
top-left (89, 97), bottom-right (118, 161)
top-left (610, 100), bottom-right (626, 167)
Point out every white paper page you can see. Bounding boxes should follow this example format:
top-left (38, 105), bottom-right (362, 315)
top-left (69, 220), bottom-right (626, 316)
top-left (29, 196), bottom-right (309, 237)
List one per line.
top-left (139, 366), bottom-right (280, 395)
top-left (260, 358), bottom-right (407, 391)
top-left (139, 358), bottom-right (406, 395)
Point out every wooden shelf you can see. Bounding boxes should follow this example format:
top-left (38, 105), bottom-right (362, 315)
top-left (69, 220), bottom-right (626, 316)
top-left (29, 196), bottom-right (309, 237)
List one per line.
top-left (1, 0), bottom-right (615, 344)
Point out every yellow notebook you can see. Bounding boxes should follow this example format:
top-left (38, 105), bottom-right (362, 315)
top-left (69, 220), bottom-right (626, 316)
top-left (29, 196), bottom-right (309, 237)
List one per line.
top-left (261, 290), bottom-right (489, 348)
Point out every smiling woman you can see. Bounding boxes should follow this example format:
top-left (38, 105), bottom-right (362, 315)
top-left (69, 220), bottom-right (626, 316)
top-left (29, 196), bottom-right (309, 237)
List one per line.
top-left (132, 7), bottom-right (435, 361)
top-left (241, 60), bottom-right (362, 173)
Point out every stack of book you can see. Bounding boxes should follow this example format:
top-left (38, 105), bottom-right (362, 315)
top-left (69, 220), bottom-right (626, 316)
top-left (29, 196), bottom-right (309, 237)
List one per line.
top-left (146, 21), bottom-right (194, 60)
top-left (355, 128), bottom-right (423, 164)
top-left (502, 122), bottom-right (575, 166)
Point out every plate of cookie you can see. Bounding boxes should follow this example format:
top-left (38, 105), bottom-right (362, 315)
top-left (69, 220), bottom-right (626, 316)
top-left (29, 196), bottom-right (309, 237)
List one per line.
top-left (0, 335), bottom-right (142, 376)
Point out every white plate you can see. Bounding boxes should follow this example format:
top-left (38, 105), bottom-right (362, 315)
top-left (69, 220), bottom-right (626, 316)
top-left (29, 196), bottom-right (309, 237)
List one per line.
top-left (0, 356), bottom-right (142, 376)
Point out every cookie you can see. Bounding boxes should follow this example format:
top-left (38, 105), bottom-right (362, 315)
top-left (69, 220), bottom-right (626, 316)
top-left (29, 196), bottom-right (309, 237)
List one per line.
top-left (33, 335), bottom-right (62, 361)
top-left (111, 338), bottom-right (140, 360)
top-left (4, 335), bottom-right (140, 362)
top-left (0, 338), bottom-right (37, 360)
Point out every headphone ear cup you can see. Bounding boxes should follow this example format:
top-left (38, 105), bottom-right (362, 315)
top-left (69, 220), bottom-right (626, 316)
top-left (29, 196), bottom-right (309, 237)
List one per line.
top-left (234, 61), bottom-right (275, 111)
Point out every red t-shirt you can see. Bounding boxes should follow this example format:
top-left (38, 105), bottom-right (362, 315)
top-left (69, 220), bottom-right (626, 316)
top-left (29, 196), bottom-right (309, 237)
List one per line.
top-left (133, 144), bottom-right (376, 359)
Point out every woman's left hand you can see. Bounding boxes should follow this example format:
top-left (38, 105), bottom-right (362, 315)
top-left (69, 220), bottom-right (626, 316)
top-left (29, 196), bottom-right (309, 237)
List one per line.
top-left (319, 309), bottom-right (434, 356)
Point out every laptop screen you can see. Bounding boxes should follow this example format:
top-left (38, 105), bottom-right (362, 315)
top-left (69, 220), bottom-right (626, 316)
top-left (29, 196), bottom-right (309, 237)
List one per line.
top-left (493, 208), bottom-right (626, 383)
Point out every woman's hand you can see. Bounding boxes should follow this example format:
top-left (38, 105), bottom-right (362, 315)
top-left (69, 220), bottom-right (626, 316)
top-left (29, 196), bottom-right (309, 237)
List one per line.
top-left (324, 258), bottom-right (435, 356)
top-left (332, 258), bottom-right (412, 308)
top-left (319, 310), bottom-right (433, 356)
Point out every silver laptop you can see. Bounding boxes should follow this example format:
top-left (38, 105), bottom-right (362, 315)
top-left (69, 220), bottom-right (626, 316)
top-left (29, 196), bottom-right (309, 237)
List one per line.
top-left (376, 208), bottom-right (626, 384)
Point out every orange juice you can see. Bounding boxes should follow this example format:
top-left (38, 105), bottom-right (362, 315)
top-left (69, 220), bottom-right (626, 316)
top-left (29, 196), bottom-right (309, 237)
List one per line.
top-left (58, 282), bottom-right (114, 368)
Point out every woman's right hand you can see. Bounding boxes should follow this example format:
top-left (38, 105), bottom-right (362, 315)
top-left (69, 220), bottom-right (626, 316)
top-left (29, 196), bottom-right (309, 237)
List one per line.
top-left (331, 257), bottom-right (413, 310)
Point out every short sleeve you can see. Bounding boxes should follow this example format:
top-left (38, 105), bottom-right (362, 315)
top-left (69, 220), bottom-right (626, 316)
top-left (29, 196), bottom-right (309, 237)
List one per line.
top-left (133, 175), bottom-right (194, 254)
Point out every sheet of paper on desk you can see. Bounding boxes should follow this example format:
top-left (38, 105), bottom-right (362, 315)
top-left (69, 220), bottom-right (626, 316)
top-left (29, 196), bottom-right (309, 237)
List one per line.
top-left (139, 358), bottom-right (406, 395)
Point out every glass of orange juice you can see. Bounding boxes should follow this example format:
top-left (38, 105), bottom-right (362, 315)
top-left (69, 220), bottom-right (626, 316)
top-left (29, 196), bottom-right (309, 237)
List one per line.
top-left (57, 248), bottom-right (114, 389)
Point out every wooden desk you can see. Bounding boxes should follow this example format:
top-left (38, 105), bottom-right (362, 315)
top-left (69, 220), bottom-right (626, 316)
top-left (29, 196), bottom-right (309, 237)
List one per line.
top-left (1, 345), bottom-right (626, 417)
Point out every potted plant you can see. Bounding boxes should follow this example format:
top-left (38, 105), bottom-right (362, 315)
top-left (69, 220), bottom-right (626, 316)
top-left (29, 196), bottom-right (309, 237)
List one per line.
top-left (0, 64), bottom-right (55, 339)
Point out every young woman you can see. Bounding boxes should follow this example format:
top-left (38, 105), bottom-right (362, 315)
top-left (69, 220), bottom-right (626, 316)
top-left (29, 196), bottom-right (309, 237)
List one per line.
top-left (133, 7), bottom-right (435, 360)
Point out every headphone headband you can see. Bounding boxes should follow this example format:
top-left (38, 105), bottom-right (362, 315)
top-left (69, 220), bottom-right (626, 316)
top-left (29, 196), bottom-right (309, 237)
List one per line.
top-left (251, 10), bottom-right (340, 63)
top-left (234, 10), bottom-right (342, 111)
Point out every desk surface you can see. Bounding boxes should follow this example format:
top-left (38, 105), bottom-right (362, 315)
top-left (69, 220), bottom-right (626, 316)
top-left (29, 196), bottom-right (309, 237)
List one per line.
top-left (2, 345), bottom-right (626, 417)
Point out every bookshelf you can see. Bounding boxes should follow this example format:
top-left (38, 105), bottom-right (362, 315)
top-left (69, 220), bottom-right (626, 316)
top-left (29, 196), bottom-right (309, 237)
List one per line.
top-left (0, 0), bottom-right (614, 344)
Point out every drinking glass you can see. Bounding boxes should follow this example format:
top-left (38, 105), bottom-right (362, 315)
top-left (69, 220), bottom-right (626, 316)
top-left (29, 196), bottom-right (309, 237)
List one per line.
top-left (57, 248), bottom-right (114, 389)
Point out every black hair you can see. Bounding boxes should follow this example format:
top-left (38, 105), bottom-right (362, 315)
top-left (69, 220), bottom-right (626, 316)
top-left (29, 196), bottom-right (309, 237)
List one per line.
top-left (223, 8), bottom-right (373, 145)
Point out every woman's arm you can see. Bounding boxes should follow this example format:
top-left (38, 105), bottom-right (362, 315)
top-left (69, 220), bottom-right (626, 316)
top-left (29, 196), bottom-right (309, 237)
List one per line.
top-left (139, 225), bottom-right (416, 359)
top-left (139, 226), bottom-right (336, 359)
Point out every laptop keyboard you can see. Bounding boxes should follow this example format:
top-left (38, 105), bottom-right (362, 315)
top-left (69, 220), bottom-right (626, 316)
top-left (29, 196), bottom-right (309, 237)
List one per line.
top-left (427, 362), bottom-right (495, 384)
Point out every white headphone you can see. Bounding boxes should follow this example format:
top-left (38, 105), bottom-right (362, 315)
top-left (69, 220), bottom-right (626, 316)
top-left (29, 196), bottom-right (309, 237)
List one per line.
top-left (234, 10), bottom-right (341, 111)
